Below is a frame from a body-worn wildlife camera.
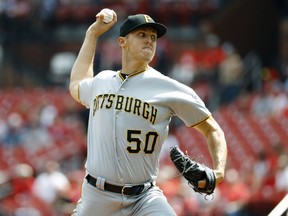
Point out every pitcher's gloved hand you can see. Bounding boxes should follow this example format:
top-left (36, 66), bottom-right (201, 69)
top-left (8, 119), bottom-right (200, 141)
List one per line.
top-left (170, 146), bottom-right (216, 196)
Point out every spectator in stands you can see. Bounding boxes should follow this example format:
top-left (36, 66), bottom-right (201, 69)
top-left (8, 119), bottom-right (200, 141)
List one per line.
top-left (269, 81), bottom-right (288, 116)
top-left (251, 88), bottom-right (274, 116)
top-left (275, 154), bottom-right (288, 193)
top-left (218, 42), bottom-right (244, 104)
top-left (2, 112), bottom-right (24, 146)
top-left (21, 110), bottom-right (54, 153)
top-left (169, 52), bottom-right (196, 86)
top-left (253, 148), bottom-right (279, 201)
top-left (32, 160), bottom-right (71, 205)
top-left (252, 80), bottom-right (288, 117)
top-left (252, 151), bottom-right (269, 191)
top-left (39, 104), bottom-right (58, 128)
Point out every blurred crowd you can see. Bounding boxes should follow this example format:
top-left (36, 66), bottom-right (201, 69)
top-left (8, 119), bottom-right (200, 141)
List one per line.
top-left (0, 0), bottom-right (288, 215)
top-left (0, 89), bottom-right (87, 215)
top-left (0, 88), bottom-right (287, 215)
top-left (0, 0), bottom-right (227, 42)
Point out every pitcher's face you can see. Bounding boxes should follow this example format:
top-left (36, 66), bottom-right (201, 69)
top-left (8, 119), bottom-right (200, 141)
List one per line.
top-left (120, 27), bottom-right (158, 63)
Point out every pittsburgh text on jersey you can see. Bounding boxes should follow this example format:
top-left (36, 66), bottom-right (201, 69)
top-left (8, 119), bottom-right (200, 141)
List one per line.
top-left (93, 94), bottom-right (158, 124)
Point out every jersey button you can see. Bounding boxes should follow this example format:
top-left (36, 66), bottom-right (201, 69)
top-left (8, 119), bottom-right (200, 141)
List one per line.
top-left (120, 88), bottom-right (124, 91)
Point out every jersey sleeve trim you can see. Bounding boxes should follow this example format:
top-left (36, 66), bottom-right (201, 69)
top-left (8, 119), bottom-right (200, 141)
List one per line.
top-left (77, 83), bottom-right (80, 101)
top-left (77, 82), bottom-right (86, 107)
top-left (190, 114), bottom-right (211, 128)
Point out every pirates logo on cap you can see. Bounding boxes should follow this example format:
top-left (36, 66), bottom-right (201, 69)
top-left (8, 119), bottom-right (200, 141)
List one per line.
top-left (144, 15), bottom-right (153, 23)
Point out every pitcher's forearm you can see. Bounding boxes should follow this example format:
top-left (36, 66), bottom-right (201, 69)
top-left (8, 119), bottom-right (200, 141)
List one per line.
top-left (71, 30), bottom-right (98, 80)
top-left (194, 116), bottom-right (227, 184)
top-left (207, 129), bottom-right (227, 183)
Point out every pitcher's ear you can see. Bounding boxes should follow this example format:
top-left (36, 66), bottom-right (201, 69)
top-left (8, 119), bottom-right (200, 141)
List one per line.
top-left (118, 37), bottom-right (126, 47)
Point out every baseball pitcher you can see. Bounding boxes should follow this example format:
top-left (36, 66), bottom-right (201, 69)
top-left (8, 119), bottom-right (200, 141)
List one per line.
top-left (69, 9), bottom-right (227, 216)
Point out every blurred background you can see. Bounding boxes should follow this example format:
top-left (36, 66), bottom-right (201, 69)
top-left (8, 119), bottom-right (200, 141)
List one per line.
top-left (0, 0), bottom-right (288, 215)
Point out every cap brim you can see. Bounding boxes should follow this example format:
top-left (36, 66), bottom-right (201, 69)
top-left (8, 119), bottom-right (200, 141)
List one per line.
top-left (125, 23), bottom-right (167, 38)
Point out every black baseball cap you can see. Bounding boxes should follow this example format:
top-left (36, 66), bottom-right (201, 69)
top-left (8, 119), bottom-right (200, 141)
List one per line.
top-left (119, 14), bottom-right (167, 38)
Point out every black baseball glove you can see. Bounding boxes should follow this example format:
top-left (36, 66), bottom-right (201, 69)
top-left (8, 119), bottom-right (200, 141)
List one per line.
top-left (169, 145), bottom-right (216, 196)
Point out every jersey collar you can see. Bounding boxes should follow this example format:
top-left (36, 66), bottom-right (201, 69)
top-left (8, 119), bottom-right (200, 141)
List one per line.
top-left (118, 68), bottom-right (149, 81)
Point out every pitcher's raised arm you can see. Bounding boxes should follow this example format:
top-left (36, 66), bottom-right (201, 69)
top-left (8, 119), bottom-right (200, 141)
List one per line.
top-left (69, 10), bottom-right (117, 103)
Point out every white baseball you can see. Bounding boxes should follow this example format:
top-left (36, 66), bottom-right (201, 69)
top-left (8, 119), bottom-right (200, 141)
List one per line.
top-left (101, 8), bottom-right (114, 24)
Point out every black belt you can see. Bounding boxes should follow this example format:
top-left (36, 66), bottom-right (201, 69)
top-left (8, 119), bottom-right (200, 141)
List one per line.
top-left (85, 174), bottom-right (153, 196)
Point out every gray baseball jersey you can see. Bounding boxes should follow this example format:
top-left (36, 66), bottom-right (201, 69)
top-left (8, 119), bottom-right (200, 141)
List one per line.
top-left (79, 67), bottom-right (211, 185)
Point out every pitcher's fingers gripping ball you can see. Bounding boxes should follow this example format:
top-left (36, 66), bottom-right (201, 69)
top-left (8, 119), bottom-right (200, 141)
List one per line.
top-left (100, 8), bottom-right (114, 24)
top-left (170, 146), bottom-right (216, 197)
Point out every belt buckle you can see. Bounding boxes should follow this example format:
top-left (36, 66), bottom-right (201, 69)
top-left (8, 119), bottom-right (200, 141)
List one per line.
top-left (121, 185), bottom-right (133, 196)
